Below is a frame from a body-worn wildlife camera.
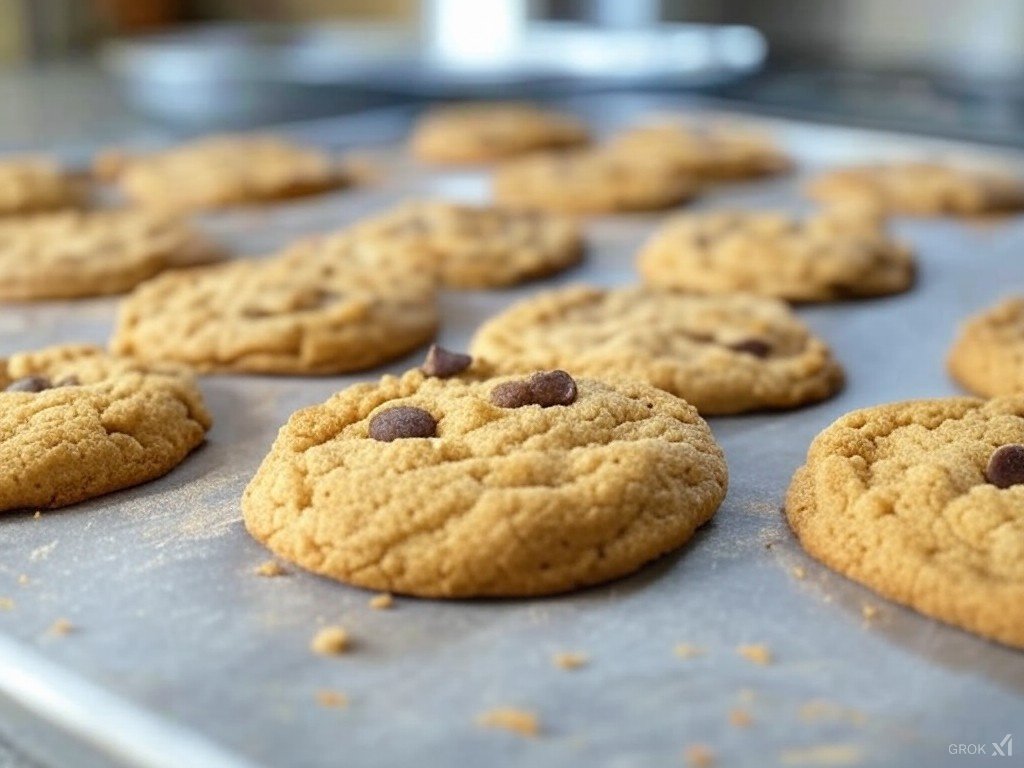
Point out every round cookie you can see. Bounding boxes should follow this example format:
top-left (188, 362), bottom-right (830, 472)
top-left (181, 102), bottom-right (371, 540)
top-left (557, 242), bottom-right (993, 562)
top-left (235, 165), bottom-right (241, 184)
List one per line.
top-left (347, 201), bottom-right (583, 289)
top-left (0, 157), bottom-right (82, 216)
top-left (493, 149), bottom-right (697, 214)
top-left (242, 364), bottom-right (727, 597)
top-left (806, 162), bottom-right (1024, 216)
top-left (410, 102), bottom-right (589, 164)
top-left (948, 296), bottom-right (1024, 397)
top-left (0, 345), bottom-right (210, 512)
top-left (786, 396), bottom-right (1024, 649)
top-left (0, 210), bottom-right (222, 301)
top-left (96, 134), bottom-right (348, 212)
top-left (637, 209), bottom-right (914, 302)
top-left (469, 286), bottom-right (844, 415)
top-left (110, 236), bottom-right (438, 375)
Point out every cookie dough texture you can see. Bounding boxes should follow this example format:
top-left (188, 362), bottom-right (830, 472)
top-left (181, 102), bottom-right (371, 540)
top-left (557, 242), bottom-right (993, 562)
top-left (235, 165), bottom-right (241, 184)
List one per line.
top-left (111, 236), bottom-right (437, 374)
top-left (0, 157), bottom-right (82, 216)
top-left (348, 201), bottom-right (583, 288)
top-left (494, 149), bottom-right (697, 213)
top-left (97, 135), bottom-right (347, 211)
top-left (410, 102), bottom-right (589, 164)
top-left (0, 210), bottom-right (222, 300)
top-left (806, 162), bottom-right (1024, 215)
top-left (786, 396), bottom-right (1024, 648)
top-left (638, 209), bottom-right (915, 302)
top-left (0, 345), bottom-right (210, 512)
top-left (470, 286), bottom-right (843, 415)
top-left (242, 369), bottom-right (728, 597)
top-left (948, 296), bottom-right (1024, 397)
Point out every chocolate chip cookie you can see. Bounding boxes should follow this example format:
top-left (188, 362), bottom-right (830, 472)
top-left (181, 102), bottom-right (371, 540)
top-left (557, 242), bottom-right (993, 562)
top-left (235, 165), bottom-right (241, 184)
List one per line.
top-left (347, 201), bottom-right (583, 288)
top-left (0, 157), bottom-right (83, 216)
top-left (786, 396), bottom-right (1024, 648)
top-left (0, 345), bottom-right (210, 512)
top-left (110, 236), bottom-right (438, 374)
top-left (469, 286), bottom-right (843, 415)
top-left (410, 102), bottom-right (589, 164)
top-left (637, 209), bottom-right (915, 302)
top-left (242, 361), bottom-right (727, 597)
top-left (0, 210), bottom-right (222, 301)
top-left (948, 296), bottom-right (1024, 397)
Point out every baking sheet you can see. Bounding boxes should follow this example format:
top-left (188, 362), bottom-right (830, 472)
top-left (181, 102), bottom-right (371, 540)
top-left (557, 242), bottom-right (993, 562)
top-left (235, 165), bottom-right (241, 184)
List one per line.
top-left (0, 95), bottom-right (1023, 768)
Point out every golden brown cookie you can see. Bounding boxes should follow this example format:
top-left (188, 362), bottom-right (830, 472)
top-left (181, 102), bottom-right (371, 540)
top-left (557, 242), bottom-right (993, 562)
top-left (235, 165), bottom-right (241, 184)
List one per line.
top-left (347, 201), bottom-right (583, 288)
top-left (410, 102), bottom-right (589, 164)
top-left (242, 364), bottom-right (727, 597)
top-left (637, 209), bottom-right (915, 302)
top-left (806, 162), bottom-right (1024, 216)
top-left (0, 157), bottom-right (82, 216)
top-left (0, 210), bottom-right (222, 301)
top-left (469, 286), bottom-right (843, 415)
top-left (110, 236), bottom-right (438, 375)
top-left (786, 396), bottom-right (1024, 649)
top-left (948, 296), bottom-right (1024, 397)
top-left (0, 345), bottom-right (210, 512)
top-left (96, 135), bottom-right (348, 212)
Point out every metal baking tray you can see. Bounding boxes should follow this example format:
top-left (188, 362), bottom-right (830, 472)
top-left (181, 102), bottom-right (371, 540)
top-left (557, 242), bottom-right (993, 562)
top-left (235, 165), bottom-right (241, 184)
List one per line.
top-left (0, 95), bottom-right (1022, 768)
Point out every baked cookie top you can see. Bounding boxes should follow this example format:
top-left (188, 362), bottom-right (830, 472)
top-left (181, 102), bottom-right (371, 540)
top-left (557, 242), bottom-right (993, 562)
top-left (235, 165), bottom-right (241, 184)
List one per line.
top-left (0, 157), bottom-right (82, 216)
top-left (806, 162), bottom-right (1024, 215)
top-left (0, 345), bottom-right (210, 512)
top-left (0, 210), bottom-right (222, 300)
top-left (410, 102), bottom-right (589, 164)
top-left (607, 121), bottom-right (791, 180)
top-left (110, 237), bottom-right (438, 375)
top-left (637, 209), bottom-right (915, 302)
top-left (347, 201), bottom-right (583, 288)
top-left (469, 286), bottom-right (844, 415)
top-left (494, 149), bottom-right (697, 214)
top-left (96, 135), bottom-right (348, 211)
top-left (948, 296), bottom-right (1024, 397)
top-left (786, 396), bottom-right (1024, 648)
top-left (242, 364), bottom-right (727, 597)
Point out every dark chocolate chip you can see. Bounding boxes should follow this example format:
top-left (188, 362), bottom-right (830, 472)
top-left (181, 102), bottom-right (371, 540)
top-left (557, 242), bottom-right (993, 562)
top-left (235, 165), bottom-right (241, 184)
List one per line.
top-left (53, 375), bottom-right (80, 387)
top-left (527, 370), bottom-right (577, 407)
top-left (490, 380), bottom-right (534, 408)
top-left (729, 339), bottom-right (772, 358)
top-left (5, 375), bottom-right (52, 393)
top-left (368, 406), bottom-right (437, 442)
top-left (421, 344), bottom-right (472, 378)
top-left (985, 444), bottom-right (1024, 489)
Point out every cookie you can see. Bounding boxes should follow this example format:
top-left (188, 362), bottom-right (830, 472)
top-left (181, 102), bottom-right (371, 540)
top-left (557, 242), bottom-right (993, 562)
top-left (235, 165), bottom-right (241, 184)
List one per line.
top-left (96, 135), bottom-right (348, 212)
top-left (0, 157), bottom-right (82, 216)
top-left (806, 162), bottom-right (1024, 216)
top-left (0, 345), bottom-right (210, 512)
top-left (0, 210), bottom-right (222, 301)
top-left (242, 363), bottom-right (727, 597)
top-left (637, 209), bottom-right (915, 302)
top-left (786, 396), bottom-right (1024, 649)
top-left (469, 286), bottom-right (843, 415)
top-left (948, 296), bottom-right (1024, 397)
top-left (494, 149), bottom-right (697, 214)
top-left (110, 236), bottom-right (438, 375)
top-left (607, 121), bottom-right (791, 180)
top-left (410, 102), bottom-right (589, 164)
top-left (347, 201), bottom-right (583, 288)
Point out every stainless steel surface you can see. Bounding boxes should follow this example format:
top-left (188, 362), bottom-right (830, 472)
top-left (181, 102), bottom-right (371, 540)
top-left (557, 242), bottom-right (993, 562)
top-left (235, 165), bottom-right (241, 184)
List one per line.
top-left (0, 95), bottom-right (1023, 768)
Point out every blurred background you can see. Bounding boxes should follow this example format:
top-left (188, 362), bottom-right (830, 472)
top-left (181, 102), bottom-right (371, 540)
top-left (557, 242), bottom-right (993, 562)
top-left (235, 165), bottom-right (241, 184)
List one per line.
top-left (2, 0), bottom-right (1024, 149)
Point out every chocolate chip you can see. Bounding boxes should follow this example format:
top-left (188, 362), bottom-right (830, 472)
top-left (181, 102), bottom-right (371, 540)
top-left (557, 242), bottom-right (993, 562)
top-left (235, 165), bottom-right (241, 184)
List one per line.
top-left (368, 406), bottom-right (437, 442)
top-left (490, 380), bottom-right (534, 408)
top-left (421, 344), bottom-right (472, 378)
top-left (5, 375), bottom-right (52, 393)
top-left (985, 444), bottom-right (1024, 488)
top-left (729, 339), bottom-right (772, 358)
top-left (490, 370), bottom-right (578, 409)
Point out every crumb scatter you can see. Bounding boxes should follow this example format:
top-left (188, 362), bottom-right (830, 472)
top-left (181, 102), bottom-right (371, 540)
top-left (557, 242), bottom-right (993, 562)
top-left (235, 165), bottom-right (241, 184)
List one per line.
top-left (476, 707), bottom-right (540, 737)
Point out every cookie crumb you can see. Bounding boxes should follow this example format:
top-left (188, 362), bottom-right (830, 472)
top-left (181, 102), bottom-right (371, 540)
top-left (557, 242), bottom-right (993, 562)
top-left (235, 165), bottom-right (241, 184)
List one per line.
top-left (369, 593), bottom-right (394, 610)
top-left (0, 597), bottom-right (13, 611)
top-left (737, 644), bottom-right (773, 665)
top-left (48, 618), bottom-right (74, 636)
top-left (476, 707), bottom-right (540, 737)
top-left (33, 511), bottom-right (41, 519)
top-left (310, 626), bottom-right (350, 655)
top-left (791, 566), bottom-right (806, 579)
top-left (684, 743), bottom-right (716, 767)
top-left (17, 575), bottom-right (29, 586)
top-left (729, 708), bottom-right (753, 728)
top-left (552, 651), bottom-right (588, 670)
top-left (315, 689), bottom-right (349, 708)
top-left (673, 643), bottom-right (705, 659)
top-left (861, 604), bottom-right (878, 620)
top-left (255, 560), bottom-right (287, 577)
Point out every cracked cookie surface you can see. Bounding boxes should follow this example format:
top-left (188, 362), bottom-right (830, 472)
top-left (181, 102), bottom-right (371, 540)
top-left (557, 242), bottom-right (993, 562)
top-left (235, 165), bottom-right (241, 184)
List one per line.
top-left (0, 345), bottom-right (210, 512)
top-left (948, 296), bottom-right (1024, 397)
top-left (0, 157), bottom-right (82, 216)
top-left (786, 396), bottom-right (1024, 648)
top-left (637, 209), bottom-right (914, 302)
top-left (242, 367), bottom-right (727, 597)
top-left (470, 286), bottom-right (843, 415)
top-left (110, 236), bottom-right (438, 375)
